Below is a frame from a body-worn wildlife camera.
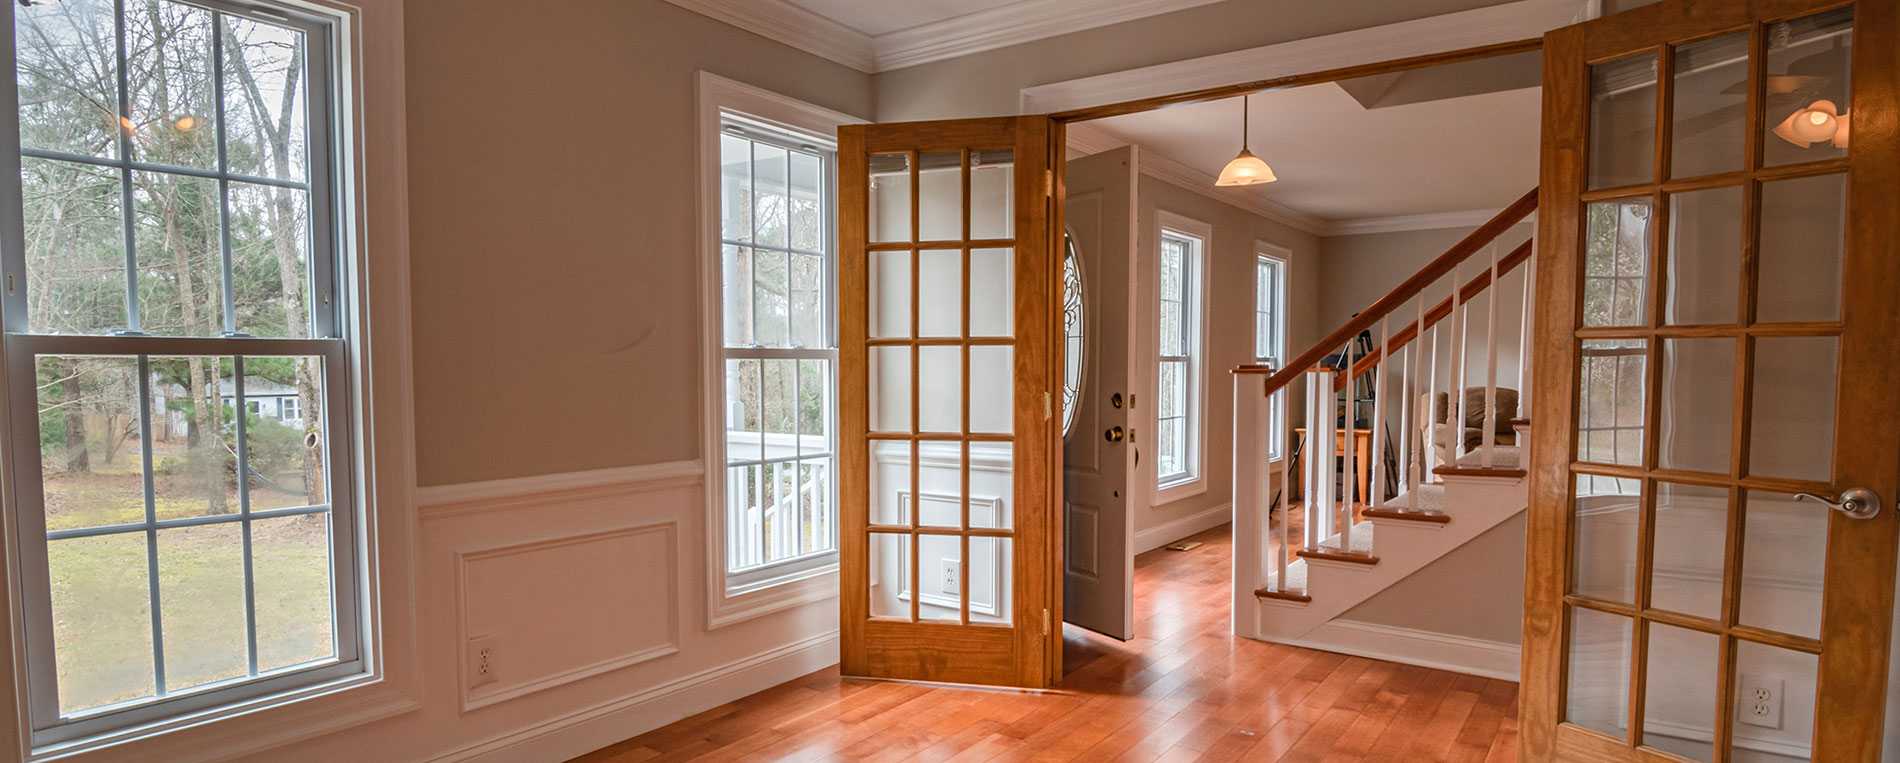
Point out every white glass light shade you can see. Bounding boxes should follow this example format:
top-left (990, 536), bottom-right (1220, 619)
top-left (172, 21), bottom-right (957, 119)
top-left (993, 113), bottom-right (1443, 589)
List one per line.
top-left (1216, 149), bottom-right (1276, 186)
top-left (1773, 99), bottom-right (1850, 149)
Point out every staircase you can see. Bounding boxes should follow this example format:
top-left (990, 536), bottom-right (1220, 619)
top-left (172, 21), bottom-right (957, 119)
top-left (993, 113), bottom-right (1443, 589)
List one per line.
top-left (1230, 189), bottom-right (1538, 651)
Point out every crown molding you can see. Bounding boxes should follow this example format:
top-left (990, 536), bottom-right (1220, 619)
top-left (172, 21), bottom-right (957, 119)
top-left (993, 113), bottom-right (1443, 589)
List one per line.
top-left (663, 0), bottom-right (876, 73)
top-left (1020, 0), bottom-right (1596, 114)
top-left (666, 0), bottom-right (1234, 74)
top-left (874, 0), bottom-right (1231, 72)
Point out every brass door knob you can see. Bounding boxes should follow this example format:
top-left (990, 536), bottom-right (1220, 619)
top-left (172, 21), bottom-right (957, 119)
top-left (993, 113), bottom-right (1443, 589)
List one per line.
top-left (1105, 426), bottom-right (1125, 442)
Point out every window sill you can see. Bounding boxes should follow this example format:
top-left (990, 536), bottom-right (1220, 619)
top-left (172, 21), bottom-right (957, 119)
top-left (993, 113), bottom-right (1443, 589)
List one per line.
top-left (709, 558), bottom-right (838, 630)
top-left (1155, 475), bottom-right (1208, 506)
top-left (28, 670), bottom-right (417, 763)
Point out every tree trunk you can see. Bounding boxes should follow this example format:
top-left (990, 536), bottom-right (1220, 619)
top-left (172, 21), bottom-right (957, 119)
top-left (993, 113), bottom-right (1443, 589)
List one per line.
top-left (61, 358), bottom-right (88, 473)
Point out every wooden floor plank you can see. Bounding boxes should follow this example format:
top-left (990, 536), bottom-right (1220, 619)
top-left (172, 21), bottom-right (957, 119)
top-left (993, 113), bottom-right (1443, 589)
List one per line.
top-left (570, 526), bottom-right (1520, 763)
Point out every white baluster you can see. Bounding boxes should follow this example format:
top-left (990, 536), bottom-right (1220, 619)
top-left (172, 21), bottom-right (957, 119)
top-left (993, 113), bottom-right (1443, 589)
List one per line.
top-left (1302, 371), bottom-right (1319, 552)
top-left (1371, 317), bottom-right (1389, 512)
top-left (1411, 295), bottom-right (1426, 505)
top-left (1448, 264), bottom-right (1466, 465)
top-left (1338, 339), bottom-right (1355, 555)
top-left (1425, 302), bottom-right (1440, 482)
top-left (1277, 386), bottom-right (1291, 588)
top-left (1482, 241), bottom-right (1501, 469)
top-left (1519, 247), bottom-right (1536, 444)
top-left (1309, 368), bottom-right (1336, 549)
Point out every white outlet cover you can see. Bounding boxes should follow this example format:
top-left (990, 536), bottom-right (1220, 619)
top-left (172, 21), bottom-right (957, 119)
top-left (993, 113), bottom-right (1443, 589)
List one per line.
top-left (468, 634), bottom-right (499, 689)
top-left (1737, 673), bottom-right (1783, 729)
top-left (942, 559), bottom-right (960, 595)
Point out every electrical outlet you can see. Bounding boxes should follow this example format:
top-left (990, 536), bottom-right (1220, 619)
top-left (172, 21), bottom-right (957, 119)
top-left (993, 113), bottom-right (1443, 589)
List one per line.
top-left (1738, 673), bottom-right (1783, 729)
top-left (942, 559), bottom-right (960, 596)
top-left (468, 635), bottom-right (499, 689)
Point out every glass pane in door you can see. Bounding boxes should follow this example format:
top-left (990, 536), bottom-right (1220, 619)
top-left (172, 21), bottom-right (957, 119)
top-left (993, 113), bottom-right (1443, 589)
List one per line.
top-left (1591, 54), bottom-right (1659, 189)
top-left (1762, 9), bottom-right (1853, 168)
top-left (1671, 33), bottom-right (1750, 179)
top-left (1732, 640), bottom-right (1819, 761)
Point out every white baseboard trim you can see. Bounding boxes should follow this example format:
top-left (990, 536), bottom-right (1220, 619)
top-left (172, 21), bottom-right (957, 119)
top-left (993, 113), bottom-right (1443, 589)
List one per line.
top-left (1266, 619), bottom-right (1520, 682)
top-left (1134, 503), bottom-right (1231, 554)
top-left (428, 630), bottom-right (840, 762)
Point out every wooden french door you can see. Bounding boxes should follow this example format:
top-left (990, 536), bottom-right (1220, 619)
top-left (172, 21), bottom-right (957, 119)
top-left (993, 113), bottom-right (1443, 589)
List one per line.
top-left (837, 117), bottom-right (1065, 687)
top-left (1523, 0), bottom-right (1900, 760)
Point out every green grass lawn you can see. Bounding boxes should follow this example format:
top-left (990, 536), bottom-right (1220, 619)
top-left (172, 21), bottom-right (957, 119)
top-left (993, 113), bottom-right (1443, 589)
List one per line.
top-left (43, 440), bottom-right (335, 715)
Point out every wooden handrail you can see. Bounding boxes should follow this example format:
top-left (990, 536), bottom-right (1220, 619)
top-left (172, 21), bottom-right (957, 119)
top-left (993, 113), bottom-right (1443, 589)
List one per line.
top-left (1332, 238), bottom-right (1534, 391)
top-left (1239, 187), bottom-right (1537, 397)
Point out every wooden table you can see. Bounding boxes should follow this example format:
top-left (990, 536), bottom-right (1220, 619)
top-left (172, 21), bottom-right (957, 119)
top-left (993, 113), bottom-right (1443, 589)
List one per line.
top-left (1294, 427), bottom-right (1373, 503)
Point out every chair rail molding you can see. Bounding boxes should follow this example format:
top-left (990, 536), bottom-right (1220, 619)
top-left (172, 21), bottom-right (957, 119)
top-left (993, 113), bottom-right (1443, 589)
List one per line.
top-left (1020, 0), bottom-right (1597, 115)
top-left (416, 460), bottom-right (706, 519)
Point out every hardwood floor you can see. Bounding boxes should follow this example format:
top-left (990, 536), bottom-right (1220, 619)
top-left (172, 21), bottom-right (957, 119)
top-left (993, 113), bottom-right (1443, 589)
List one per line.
top-left (569, 525), bottom-right (1519, 762)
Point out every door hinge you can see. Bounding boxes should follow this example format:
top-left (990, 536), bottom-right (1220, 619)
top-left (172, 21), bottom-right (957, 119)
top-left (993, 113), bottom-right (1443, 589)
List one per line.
top-left (1043, 391), bottom-right (1052, 420)
top-left (1041, 608), bottom-right (1050, 636)
top-left (1044, 170), bottom-right (1054, 197)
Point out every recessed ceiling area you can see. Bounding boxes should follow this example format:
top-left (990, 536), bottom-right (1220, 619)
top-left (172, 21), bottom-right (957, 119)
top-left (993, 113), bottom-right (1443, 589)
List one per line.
top-left (1082, 54), bottom-right (1543, 225)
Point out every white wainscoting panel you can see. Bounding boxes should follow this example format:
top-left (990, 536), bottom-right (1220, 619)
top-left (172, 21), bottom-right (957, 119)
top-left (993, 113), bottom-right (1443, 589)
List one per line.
top-left (457, 523), bottom-right (682, 711)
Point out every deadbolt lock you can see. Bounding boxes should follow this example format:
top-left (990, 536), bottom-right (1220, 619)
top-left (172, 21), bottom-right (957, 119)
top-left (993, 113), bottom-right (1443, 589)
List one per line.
top-left (1110, 392), bottom-right (1123, 409)
top-left (1105, 426), bottom-right (1125, 442)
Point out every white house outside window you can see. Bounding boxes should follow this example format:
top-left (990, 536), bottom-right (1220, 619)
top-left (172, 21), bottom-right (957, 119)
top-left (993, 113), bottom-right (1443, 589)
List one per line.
top-left (1254, 248), bottom-right (1287, 460)
top-left (1155, 217), bottom-right (1206, 490)
top-left (717, 117), bottom-right (837, 587)
top-left (4, 0), bottom-right (358, 745)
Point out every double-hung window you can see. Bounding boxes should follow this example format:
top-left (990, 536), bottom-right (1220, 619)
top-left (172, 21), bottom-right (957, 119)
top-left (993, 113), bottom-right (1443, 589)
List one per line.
top-left (1254, 247), bottom-right (1287, 460)
top-left (716, 116), bottom-right (838, 590)
top-left (5, 0), bottom-right (356, 745)
top-left (1155, 215), bottom-right (1206, 491)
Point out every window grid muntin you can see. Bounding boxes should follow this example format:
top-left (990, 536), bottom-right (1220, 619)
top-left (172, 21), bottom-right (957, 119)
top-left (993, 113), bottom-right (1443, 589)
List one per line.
top-left (1157, 229), bottom-right (1197, 486)
top-left (1560, 11), bottom-right (1853, 755)
top-left (719, 119), bottom-right (838, 580)
top-left (3, 0), bottom-right (357, 744)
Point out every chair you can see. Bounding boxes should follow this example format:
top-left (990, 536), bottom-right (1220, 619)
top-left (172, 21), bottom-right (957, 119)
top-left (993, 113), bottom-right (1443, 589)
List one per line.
top-left (1418, 387), bottom-right (1518, 470)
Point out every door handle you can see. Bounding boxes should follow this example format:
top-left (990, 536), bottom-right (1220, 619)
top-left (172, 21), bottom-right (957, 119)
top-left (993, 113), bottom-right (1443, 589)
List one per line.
top-left (1105, 426), bottom-right (1125, 442)
top-left (1795, 487), bottom-right (1881, 520)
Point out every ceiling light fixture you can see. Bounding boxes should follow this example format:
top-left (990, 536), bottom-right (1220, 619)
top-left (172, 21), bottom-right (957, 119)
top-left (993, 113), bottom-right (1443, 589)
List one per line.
top-left (1773, 99), bottom-right (1850, 149)
top-left (1216, 94), bottom-right (1276, 187)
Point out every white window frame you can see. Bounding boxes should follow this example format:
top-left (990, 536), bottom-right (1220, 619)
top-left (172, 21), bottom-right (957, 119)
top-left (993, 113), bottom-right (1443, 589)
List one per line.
top-left (0, 0), bottom-right (419, 759)
top-left (1254, 243), bottom-right (1289, 461)
top-left (696, 72), bottom-right (863, 628)
top-left (1153, 211), bottom-right (1209, 504)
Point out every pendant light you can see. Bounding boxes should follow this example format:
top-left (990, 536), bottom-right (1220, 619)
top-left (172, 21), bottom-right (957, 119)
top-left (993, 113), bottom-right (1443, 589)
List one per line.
top-left (1216, 94), bottom-right (1276, 187)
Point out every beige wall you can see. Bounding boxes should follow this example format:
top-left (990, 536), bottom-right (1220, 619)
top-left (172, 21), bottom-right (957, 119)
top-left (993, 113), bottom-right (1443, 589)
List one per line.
top-left (1342, 513), bottom-right (1527, 643)
top-left (404, 0), bottom-right (872, 487)
top-left (1136, 177), bottom-right (1320, 539)
top-left (873, 0), bottom-right (1516, 121)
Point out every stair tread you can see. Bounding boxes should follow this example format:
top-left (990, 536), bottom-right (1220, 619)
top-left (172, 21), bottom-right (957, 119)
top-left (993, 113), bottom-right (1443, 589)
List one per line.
top-left (1262, 558), bottom-right (1307, 597)
top-left (1377, 484), bottom-right (1445, 513)
top-left (1453, 446), bottom-right (1522, 469)
top-left (1313, 522), bottom-right (1375, 556)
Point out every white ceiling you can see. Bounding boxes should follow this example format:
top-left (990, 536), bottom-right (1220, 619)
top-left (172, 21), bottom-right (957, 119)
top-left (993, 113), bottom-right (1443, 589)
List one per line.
top-left (1086, 80), bottom-right (1541, 225)
top-left (782, 0), bottom-right (1028, 37)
